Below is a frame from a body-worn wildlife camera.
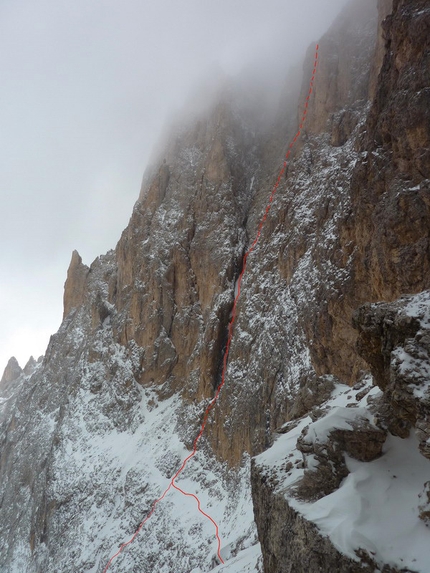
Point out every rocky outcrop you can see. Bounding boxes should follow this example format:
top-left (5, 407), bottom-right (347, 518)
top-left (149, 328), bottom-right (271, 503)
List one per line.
top-left (294, 413), bottom-right (386, 501)
top-left (354, 291), bottom-right (430, 460)
top-left (252, 372), bottom-right (429, 573)
top-left (251, 467), bottom-right (379, 573)
top-left (0, 357), bottom-right (22, 386)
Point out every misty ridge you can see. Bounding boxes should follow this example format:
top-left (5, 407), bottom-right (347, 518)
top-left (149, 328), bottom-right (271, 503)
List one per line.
top-left (147, 50), bottom-right (304, 174)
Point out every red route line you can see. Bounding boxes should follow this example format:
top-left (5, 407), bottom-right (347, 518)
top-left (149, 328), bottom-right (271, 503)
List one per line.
top-left (102, 44), bottom-right (319, 573)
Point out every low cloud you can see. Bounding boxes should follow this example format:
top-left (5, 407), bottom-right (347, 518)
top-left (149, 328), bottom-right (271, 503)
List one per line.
top-left (0, 0), bottom-right (350, 373)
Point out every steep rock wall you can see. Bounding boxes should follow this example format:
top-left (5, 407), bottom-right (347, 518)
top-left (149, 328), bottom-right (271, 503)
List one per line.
top-left (57, 0), bottom-right (387, 470)
top-left (200, 0), bottom-right (383, 463)
top-left (251, 0), bottom-right (430, 571)
top-left (354, 291), bottom-right (430, 460)
top-left (112, 99), bottom-right (259, 408)
top-left (302, 0), bottom-right (430, 383)
top-left (344, 0), bottom-right (430, 302)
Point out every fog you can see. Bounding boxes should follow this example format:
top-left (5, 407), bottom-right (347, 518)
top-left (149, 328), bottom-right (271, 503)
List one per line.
top-left (0, 0), bottom-right (350, 374)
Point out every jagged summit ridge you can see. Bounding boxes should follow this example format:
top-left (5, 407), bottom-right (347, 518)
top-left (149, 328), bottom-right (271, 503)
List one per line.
top-left (0, 355), bottom-right (42, 387)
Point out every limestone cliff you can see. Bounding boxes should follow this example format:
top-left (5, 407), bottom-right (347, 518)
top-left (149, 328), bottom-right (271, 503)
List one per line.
top-left (344, 0), bottom-right (430, 302)
top-left (113, 98), bottom-right (258, 403)
top-left (299, 0), bottom-right (430, 384)
top-left (251, 0), bottom-right (430, 571)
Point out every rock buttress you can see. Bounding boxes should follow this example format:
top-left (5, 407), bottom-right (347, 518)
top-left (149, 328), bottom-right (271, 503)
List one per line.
top-left (63, 250), bottom-right (90, 318)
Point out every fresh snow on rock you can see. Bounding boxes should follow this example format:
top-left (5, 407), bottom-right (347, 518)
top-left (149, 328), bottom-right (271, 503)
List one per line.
top-left (256, 379), bottom-right (430, 572)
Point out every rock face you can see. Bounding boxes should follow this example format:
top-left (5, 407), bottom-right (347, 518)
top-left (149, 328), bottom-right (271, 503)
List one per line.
top-left (302, 0), bottom-right (378, 141)
top-left (343, 0), bottom-right (430, 302)
top-left (0, 0), bottom-right (429, 571)
top-left (113, 98), bottom-right (257, 405)
top-left (302, 0), bottom-right (430, 385)
top-left (250, 0), bottom-right (430, 571)
top-left (369, 0), bottom-right (394, 99)
top-left (63, 250), bottom-right (90, 319)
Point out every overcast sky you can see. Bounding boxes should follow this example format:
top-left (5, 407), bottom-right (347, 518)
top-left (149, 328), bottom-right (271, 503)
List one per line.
top-left (0, 0), bottom-right (350, 375)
